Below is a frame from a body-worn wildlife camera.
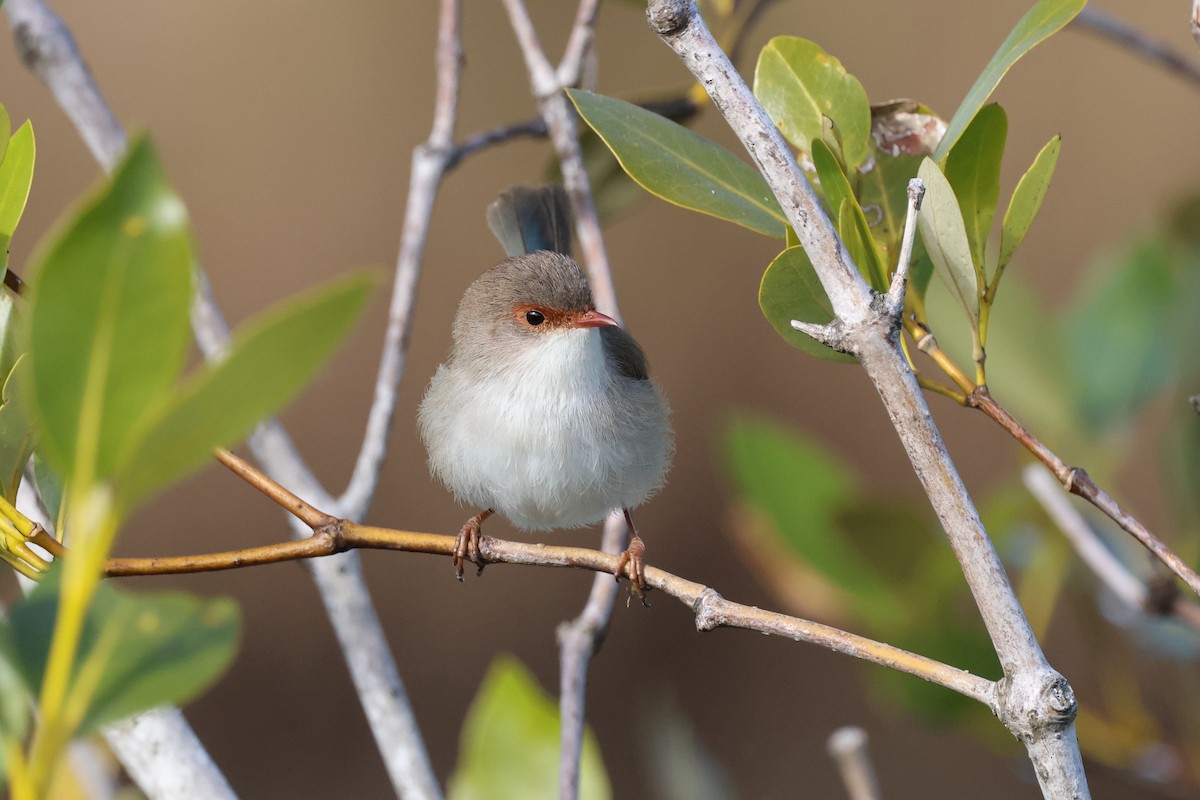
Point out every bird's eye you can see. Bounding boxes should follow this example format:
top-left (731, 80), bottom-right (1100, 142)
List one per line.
top-left (524, 309), bottom-right (545, 326)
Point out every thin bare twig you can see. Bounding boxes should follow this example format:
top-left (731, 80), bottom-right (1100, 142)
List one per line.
top-left (646, 1), bottom-right (1087, 795)
top-left (445, 118), bottom-right (547, 171)
top-left (827, 727), bottom-right (883, 800)
top-left (214, 449), bottom-right (334, 530)
top-left (1073, 7), bottom-right (1200, 88)
top-left (555, 512), bottom-right (626, 799)
top-left (973, 388), bottom-right (1200, 597)
top-left (337, 0), bottom-right (462, 523)
top-left (101, 521), bottom-right (997, 709)
top-left (1023, 466), bottom-right (1200, 630)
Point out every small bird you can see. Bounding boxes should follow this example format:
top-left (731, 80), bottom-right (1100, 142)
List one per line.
top-left (418, 185), bottom-right (672, 593)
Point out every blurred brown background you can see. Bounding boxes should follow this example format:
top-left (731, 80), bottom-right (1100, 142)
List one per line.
top-left (3, 1), bottom-right (1198, 797)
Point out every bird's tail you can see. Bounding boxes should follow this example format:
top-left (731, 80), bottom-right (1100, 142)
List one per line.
top-left (486, 184), bottom-right (573, 258)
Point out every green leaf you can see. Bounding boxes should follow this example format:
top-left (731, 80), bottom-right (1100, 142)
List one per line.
top-left (944, 104), bottom-right (1006, 267)
top-left (449, 656), bottom-right (610, 800)
top-left (0, 293), bottom-right (31, 500)
top-left (551, 96), bottom-right (699, 224)
top-left (0, 121), bottom-right (34, 278)
top-left (1065, 236), bottom-right (1200, 436)
top-left (116, 271), bottom-right (375, 509)
top-left (0, 623), bottom-right (31, 741)
top-left (917, 158), bottom-right (978, 327)
top-left (933, 0), bottom-right (1084, 161)
top-left (723, 415), bottom-right (900, 617)
top-left (568, 89), bottom-right (786, 238)
top-left (810, 140), bottom-right (887, 290)
top-left (998, 135), bottom-right (1060, 274)
top-left (759, 247), bottom-right (854, 363)
top-left (33, 454), bottom-right (65, 536)
top-left (25, 136), bottom-right (194, 488)
top-left (0, 357), bottom-right (33, 502)
top-left (10, 568), bottom-right (240, 736)
top-left (0, 121), bottom-right (36, 266)
top-left (0, 105), bottom-right (11, 168)
top-left (753, 37), bottom-right (872, 170)
top-left (859, 151), bottom-right (923, 270)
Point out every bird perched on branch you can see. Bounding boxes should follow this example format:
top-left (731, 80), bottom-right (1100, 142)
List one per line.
top-left (417, 184), bottom-right (672, 594)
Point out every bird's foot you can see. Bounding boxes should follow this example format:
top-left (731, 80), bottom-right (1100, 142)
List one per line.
top-left (615, 510), bottom-right (648, 605)
top-left (453, 509), bottom-right (493, 580)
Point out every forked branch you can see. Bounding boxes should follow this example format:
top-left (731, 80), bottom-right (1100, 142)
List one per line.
top-left (95, 449), bottom-right (998, 709)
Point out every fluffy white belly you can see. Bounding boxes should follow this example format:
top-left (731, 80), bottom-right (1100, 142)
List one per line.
top-left (419, 329), bottom-right (669, 531)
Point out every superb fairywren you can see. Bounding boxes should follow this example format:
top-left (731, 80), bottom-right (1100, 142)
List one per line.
top-left (417, 185), bottom-right (672, 592)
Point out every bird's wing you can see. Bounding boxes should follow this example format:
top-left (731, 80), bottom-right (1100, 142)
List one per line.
top-left (599, 326), bottom-right (649, 381)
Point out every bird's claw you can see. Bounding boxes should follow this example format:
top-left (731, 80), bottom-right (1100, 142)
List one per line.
top-left (615, 532), bottom-right (648, 605)
top-left (453, 510), bottom-right (492, 579)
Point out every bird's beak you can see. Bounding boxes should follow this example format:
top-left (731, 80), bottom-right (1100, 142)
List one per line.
top-left (569, 309), bottom-right (618, 329)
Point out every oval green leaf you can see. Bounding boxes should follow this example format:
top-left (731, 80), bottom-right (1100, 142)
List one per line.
top-left (567, 89), bottom-right (785, 238)
top-left (753, 37), bottom-right (872, 170)
top-left (944, 104), bottom-right (1006, 267)
top-left (810, 139), bottom-right (888, 290)
top-left (933, 0), bottom-right (1084, 161)
top-left (0, 120), bottom-right (35, 271)
top-left (116, 271), bottom-right (376, 510)
top-left (0, 105), bottom-right (11, 168)
top-left (25, 135), bottom-right (194, 487)
top-left (0, 356), bottom-right (33, 502)
top-left (9, 571), bottom-right (240, 736)
top-left (759, 246), bottom-right (854, 363)
top-left (859, 150), bottom-right (923, 270)
top-left (449, 656), bottom-right (610, 800)
top-left (998, 134), bottom-right (1060, 274)
top-left (917, 158), bottom-right (979, 327)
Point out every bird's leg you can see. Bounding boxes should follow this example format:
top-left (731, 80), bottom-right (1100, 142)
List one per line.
top-left (454, 509), bottom-right (493, 580)
top-left (615, 508), bottom-right (648, 602)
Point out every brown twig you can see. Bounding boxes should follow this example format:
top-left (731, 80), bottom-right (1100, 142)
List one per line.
top-left (29, 525), bottom-right (64, 560)
top-left (213, 449), bottom-right (334, 530)
top-left (970, 387), bottom-right (1200, 597)
top-left (101, 518), bottom-right (997, 708)
top-left (1023, 466), bottom-right (1200, 631)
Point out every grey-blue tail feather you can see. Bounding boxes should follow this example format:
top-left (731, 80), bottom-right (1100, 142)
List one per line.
top-left (487, 184), bottom-right (573, 257)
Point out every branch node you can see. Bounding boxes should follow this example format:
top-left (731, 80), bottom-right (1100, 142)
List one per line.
top-left (693, 588), bottom-right (724, 631)
top-left (791, 319), bottom-right (851, 352)
top-left (1063, 467), bottom-right (1089, 493)
top-left (316, 520), bottom-right (350, 554)
top-left (646, 0), bottom-right (694, 35)
top-left (997, 670), bottom-right (1077, 742)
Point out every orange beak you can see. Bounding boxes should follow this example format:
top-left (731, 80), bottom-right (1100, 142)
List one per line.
top-left (569, 309), bottom-right (618, 329)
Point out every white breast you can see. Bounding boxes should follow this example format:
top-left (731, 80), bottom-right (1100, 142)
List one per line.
top-left (418, 328), bottom-right (671, 531)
